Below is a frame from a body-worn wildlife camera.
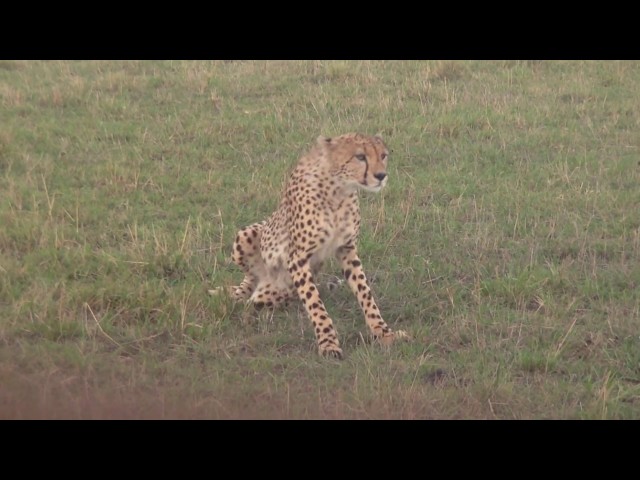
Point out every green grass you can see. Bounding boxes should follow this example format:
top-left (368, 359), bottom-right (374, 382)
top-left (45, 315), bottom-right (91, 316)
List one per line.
top-left (1, 60), bottom-right (639, 418)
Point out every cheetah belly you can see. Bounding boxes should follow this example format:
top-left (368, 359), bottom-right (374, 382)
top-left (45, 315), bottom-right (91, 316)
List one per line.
top-left (258, 204), bottom-right (357, 289)
top-left (260, 224), bottom-right (294, 292)
top-left (310, 217), bottom-right (357, 269)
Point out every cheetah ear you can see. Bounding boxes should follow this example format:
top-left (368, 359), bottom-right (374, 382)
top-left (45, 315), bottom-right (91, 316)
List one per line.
top-left (317, 135), bottom-right (333, 147)
top-left (374, 133), bottom-right (384, 141)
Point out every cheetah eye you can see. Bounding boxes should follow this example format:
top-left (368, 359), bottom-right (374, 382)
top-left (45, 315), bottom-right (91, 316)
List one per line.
top-left (381, 153), bottom-right (388, 160)
top-left (355, 154), bottom-right (367, 162)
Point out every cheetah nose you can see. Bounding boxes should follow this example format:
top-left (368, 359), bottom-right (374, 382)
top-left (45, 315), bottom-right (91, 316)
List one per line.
top-left (374, 172), bottom-right (387, 181)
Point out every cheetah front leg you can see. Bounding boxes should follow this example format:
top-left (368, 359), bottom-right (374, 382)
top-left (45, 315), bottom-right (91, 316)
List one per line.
top-left (288, 251), bottom-right (343, 359)
top-left (338, 245), bottom-right (410, 345)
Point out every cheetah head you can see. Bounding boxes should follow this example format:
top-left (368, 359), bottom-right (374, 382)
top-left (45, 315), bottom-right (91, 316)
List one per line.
top-left (318, 133), bottom-right (389, 193)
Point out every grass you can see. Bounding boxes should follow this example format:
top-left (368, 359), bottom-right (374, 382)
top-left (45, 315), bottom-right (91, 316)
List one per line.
top-left (1, 60), bottom-right (639, 419)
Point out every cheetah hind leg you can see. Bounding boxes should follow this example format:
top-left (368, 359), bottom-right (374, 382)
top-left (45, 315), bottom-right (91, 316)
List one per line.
top-left (249, 284), bottom-right (293, 310)
top-left (209, 222), bottom-right (266, 299)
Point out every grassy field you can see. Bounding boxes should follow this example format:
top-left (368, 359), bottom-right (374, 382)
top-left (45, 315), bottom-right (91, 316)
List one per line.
top-left (0, 60), bottom-right (639, 419)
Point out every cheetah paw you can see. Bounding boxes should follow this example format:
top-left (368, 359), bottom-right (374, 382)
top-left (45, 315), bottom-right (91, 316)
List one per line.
top-left (394, 330), bottom-right (412, 341)
top-left (377, 329), bottom-right (412, 346)
top-left (209, 286), bottom-right (239, 298)
top-left (318, 342), bottom-right (343, 360)
top-left (323, 275), bottom-right (344, 292)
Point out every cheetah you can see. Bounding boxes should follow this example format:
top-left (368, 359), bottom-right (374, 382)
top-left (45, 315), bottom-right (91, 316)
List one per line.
top-left (211, 133), bottom-right (409, 358)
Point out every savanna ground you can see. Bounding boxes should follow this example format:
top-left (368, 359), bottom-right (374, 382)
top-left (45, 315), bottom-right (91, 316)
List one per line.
top-left (0, 60), bottom-right (639, 419)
